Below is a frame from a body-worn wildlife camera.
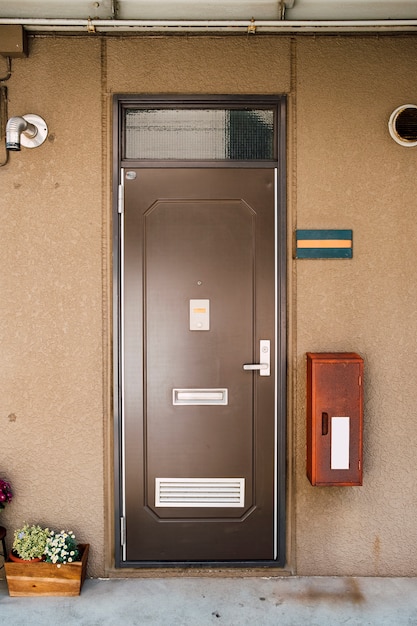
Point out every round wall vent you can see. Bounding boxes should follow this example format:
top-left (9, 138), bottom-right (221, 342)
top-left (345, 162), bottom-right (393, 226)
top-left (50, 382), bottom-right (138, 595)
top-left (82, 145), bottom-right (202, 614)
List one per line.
top-left (389, 105), bottom-right (417, 147)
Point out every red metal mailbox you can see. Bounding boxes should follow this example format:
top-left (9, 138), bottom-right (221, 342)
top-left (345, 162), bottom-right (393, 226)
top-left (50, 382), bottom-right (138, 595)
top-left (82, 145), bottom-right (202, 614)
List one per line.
top-left (307, 352), bottom-right (363, 486)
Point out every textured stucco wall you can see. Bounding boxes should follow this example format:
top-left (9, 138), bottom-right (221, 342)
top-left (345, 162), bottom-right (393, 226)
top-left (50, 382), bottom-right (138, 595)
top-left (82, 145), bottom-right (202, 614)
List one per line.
top-left (294, 36), bottom-right (417, 576)
top-left (1, 34), bottom-right (417, 577)
top-left (0, 37), bottom-right (106, 576)
top-left (105, 36), bottom-right (291, 94)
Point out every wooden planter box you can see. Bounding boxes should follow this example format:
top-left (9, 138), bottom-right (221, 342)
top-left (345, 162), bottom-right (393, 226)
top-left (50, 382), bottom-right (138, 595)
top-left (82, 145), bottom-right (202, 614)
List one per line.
top-left (5, 544), bottom-right (89, 597)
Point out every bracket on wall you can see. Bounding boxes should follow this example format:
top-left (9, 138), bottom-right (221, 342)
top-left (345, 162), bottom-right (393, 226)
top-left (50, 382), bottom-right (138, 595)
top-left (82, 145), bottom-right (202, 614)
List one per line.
top-left (295, 229), bottom-right (353, 259)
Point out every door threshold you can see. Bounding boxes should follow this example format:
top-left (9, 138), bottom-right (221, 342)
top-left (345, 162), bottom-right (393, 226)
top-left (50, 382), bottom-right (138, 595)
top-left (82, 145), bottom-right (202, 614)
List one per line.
top-left (105, 566), bottom-right (293, 579)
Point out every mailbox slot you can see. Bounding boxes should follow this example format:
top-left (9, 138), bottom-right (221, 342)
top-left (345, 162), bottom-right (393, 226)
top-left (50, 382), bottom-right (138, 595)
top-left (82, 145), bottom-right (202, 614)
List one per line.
top-left (307, 352), bottom-right (363, 486)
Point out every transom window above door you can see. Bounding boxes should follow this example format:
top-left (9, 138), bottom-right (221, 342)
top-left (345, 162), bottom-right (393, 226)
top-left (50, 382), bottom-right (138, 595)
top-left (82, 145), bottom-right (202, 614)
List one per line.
top-left (122, 100), bottom-right (279, 162)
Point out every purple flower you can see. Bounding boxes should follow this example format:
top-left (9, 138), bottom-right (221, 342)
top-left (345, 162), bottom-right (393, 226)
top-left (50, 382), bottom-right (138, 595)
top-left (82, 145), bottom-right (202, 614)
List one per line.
top-left (0, 478), bottom-right (13, 509)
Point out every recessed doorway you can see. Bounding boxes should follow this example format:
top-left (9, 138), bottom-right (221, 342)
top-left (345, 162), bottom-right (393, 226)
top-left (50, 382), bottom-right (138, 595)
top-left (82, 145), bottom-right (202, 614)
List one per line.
top-left (113, 95), bottom-right (286, 567)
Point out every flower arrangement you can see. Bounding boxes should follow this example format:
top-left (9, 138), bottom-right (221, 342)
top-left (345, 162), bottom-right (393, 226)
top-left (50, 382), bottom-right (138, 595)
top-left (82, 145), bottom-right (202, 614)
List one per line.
top-left (0, 478), bottom-right (13, 510)
top-left (12, 524), bottom-right (50, 560)
top-left (44, 530), bottom-right (80, 565)
top-left (11, 524), bottom-right (81, 564)
top-left (5, 525), bottom-right (88, 597)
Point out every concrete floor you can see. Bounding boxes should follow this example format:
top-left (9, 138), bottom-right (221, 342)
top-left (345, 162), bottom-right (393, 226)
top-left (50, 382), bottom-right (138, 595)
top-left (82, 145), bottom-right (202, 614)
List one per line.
top-left (1, 576), bottom-right (417, 625)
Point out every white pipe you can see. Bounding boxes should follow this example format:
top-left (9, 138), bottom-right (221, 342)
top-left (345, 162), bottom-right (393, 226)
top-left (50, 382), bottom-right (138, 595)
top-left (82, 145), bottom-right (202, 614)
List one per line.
top-left (6, 116), bottom-right (36, 151)
top-left (0, 18), bottom-right (417, 32)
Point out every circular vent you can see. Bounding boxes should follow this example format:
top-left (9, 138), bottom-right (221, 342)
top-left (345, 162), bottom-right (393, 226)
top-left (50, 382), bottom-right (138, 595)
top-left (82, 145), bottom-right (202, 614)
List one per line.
top-left (389, 105), bottom-right (417, 147)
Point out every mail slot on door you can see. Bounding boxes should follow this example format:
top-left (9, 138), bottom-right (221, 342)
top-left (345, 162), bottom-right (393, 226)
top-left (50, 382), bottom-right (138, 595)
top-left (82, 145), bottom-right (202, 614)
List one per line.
top-left (306, 353), bottom-right (363, 486)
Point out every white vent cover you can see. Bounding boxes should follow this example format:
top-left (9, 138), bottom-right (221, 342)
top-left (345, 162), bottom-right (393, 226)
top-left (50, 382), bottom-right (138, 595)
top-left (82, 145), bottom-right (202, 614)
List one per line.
top-left (155, 477), bottom-right (245, 507)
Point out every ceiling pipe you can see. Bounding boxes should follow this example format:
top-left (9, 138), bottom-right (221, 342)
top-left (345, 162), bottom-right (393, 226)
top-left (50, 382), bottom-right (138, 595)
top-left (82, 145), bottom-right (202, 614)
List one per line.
top-left (0, 18), bottom-right (417, 33)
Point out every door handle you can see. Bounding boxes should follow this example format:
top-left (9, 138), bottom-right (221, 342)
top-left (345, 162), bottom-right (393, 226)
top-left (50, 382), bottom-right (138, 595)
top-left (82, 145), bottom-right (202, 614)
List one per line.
top-left (243, 340), bottom-right (270, 376)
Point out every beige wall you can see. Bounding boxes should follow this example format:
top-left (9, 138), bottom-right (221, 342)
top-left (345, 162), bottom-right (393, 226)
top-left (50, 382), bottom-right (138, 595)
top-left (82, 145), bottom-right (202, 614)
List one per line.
top-left (1, 33), bottom-right (416, 577)
top-left (295, 36), bottom-right (417, 576)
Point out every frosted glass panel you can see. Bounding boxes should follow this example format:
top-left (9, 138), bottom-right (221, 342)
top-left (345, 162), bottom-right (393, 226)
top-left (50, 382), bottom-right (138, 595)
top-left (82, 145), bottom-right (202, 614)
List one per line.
top-left (124, 108), bottom-right (274, 160)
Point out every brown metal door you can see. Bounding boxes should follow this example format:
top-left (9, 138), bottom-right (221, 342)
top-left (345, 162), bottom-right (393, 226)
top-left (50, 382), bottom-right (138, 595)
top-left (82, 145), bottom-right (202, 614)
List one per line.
top-left (123, 168), bottom-right (276, 562)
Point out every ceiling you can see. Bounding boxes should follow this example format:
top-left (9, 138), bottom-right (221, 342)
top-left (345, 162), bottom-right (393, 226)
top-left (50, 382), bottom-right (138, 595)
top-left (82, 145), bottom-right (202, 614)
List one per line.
top-left (0, 1), bottom-right (417, 33)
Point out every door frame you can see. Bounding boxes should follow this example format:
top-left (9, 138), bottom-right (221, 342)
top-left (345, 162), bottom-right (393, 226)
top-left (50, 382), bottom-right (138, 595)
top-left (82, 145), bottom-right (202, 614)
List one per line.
top-left (112, 94), bottom-right (287, 568)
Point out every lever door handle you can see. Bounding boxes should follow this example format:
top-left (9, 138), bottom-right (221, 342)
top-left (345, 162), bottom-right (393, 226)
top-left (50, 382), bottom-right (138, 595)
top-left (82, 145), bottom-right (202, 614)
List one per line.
top-left (242, 340), bottom-right (270, 376)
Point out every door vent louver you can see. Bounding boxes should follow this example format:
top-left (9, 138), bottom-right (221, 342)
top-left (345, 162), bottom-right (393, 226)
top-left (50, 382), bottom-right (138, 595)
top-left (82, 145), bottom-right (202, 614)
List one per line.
top-left (155, 478), bottom-right (245, 507)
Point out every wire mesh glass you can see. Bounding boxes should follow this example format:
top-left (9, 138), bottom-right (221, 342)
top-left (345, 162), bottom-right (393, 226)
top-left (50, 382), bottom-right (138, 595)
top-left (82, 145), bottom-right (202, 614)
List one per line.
top-left (124, 108), bottom-right (275, 160)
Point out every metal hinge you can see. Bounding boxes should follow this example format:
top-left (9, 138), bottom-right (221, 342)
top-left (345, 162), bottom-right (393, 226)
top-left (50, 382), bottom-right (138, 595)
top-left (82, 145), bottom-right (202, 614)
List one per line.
top-left (120, 517), bottom-right (126, 546)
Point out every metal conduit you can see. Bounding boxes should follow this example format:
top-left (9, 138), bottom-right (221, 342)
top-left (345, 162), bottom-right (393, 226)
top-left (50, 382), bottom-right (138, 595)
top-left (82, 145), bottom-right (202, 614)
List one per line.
top-left (0, 18), bottom-right (417, 33)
